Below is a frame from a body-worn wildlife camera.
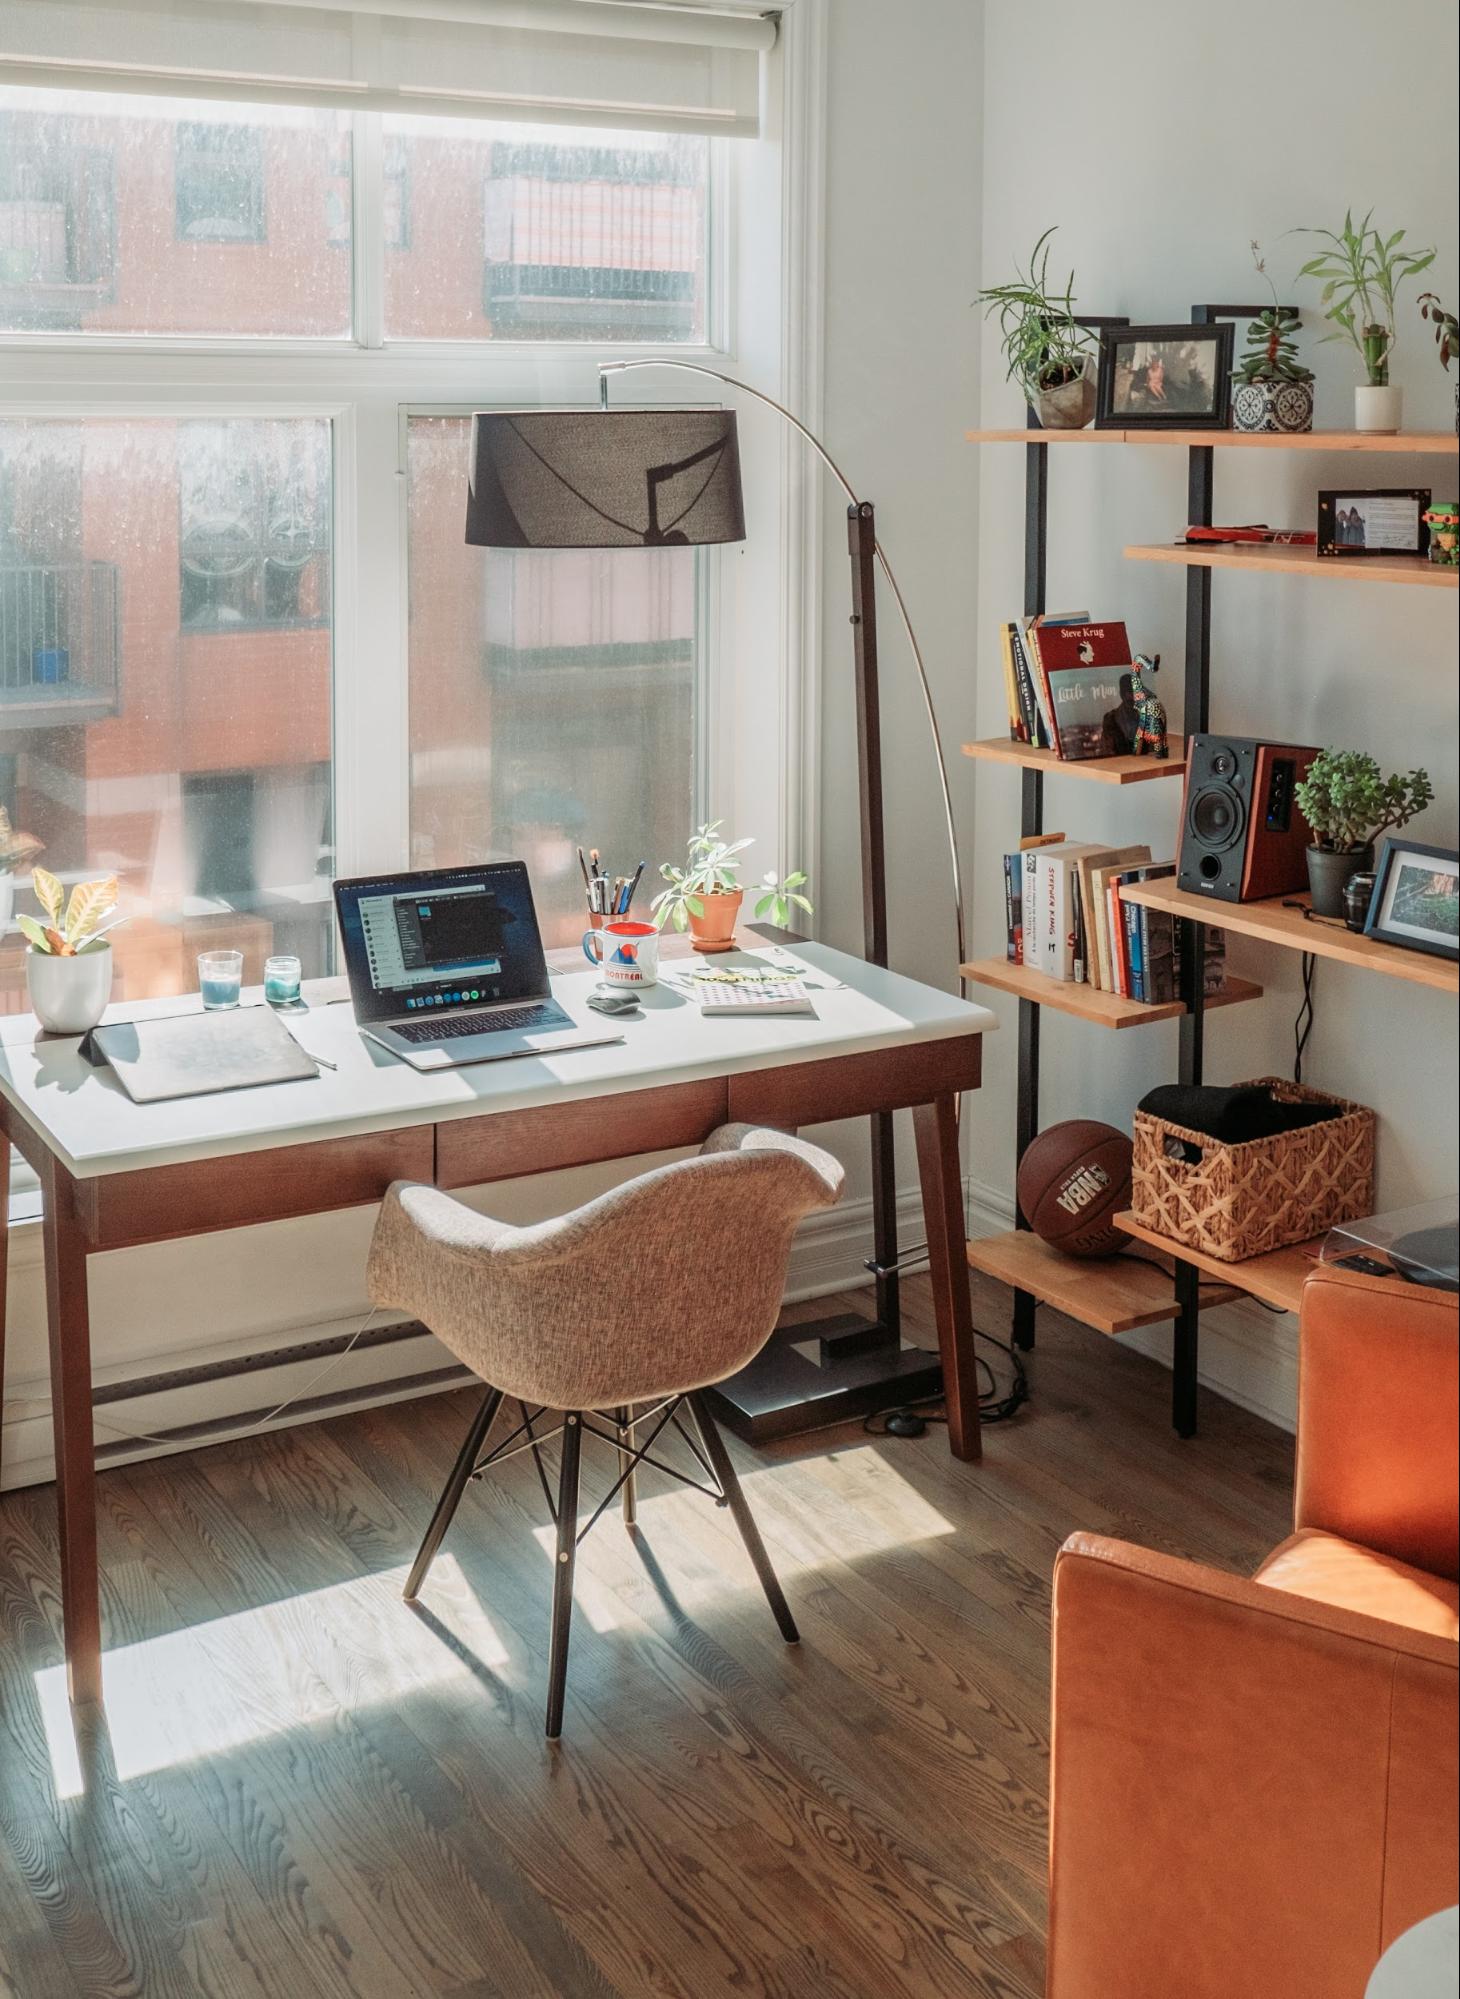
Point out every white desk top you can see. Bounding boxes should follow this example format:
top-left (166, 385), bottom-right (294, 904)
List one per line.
top-left (0, 943), bottom-right (996, 1180)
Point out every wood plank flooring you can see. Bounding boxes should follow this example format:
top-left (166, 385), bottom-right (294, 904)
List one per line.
top-left (0, 1275), bottom-right (1294, 1999)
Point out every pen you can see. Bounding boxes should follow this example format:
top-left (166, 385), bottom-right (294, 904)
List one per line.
top-left (623, 861), bottom-right (645, 913)
top-left (578, 847), bottom-right (591, 891)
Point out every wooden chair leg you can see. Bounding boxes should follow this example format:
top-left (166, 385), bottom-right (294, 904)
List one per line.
top-left (686, 1393), bottom-right (798, 1645)
top-left (545, 1411), bottom-right (583, 1739)
top-left (404, 1386), bottom-right (503, 1601)
top-left (615, 1404), bottom-right (638, 1528)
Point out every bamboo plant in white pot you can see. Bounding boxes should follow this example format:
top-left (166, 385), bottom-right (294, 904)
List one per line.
top-left (1296, 210), bottom-right (1435, 433)
top-left (18, 868), bottom-right (123, 1034)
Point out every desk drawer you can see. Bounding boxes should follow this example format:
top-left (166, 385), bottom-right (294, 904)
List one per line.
top-left (728, 1037), bottom-right (982, 1128)
top-left (436, 1079), bottom-right (729, 1189)
top-left (75, 1128), bottom-right (434, 1250)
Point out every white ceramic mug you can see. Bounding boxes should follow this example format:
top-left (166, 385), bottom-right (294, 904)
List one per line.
top-left (582, 920), bottom-right (660, 988)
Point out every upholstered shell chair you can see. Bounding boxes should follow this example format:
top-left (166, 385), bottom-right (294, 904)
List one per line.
top-left (367, 1122), bottom-right (845, 1736)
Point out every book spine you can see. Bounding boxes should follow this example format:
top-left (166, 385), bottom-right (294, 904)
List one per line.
top-left (998, 624), bottom-right (1025, 742)
top-left (1023, 622), bottom-right (1059, 753)
top-left (1040, 853), bottom-right (1074, 980)
top-left (1071, 869), bottom-right (1086, 985)
top-left (1142, 910), bottom-right (1177, 1004)
top-left (1107, 879), bottom-right (1128, 996)
top-left (1126, 900), bottom-right (1145, 1002)
top-left (1004, 854), bottom-right (1022, 963)
top-left (1010, 622), bottom-right (1048, 748)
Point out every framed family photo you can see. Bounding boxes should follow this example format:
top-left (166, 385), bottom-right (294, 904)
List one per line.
top-left (1317, 488), bottom-right (1431, 559)
top-left (1364, 837), bottom-right (1460, 962)
top-left (1095, 322), bottom-right (1234, 429)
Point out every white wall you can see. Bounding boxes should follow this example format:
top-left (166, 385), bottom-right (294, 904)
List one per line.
top-left (975, 0), bottom-right (1459, 1423)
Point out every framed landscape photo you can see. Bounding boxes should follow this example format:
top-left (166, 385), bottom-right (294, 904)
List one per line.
top-left (1317, 488), bottom-right (1431, 559)
top-left (1364, 837), bottom-right (1460, 962)
top-left (1095, 322), bottom-right (1234, 430)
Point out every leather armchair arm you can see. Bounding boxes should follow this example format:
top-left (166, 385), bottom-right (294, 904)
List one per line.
top-left (1296, 1265), bottom-right (1459, 1577)
top-left (1048, 1533), bottom-right (1458, 1999)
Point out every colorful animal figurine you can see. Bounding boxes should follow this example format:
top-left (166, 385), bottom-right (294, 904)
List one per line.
top-left (1128, 654), bottom-right (1169, 759)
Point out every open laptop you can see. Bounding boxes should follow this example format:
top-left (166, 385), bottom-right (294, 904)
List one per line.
top-left (333, 863), bottom-right (621, 1070)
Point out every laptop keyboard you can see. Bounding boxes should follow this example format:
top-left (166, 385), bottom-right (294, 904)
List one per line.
top-left (394, 1003), bottom-right (561, 1045)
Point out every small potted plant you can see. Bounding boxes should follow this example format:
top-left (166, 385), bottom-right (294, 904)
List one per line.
top-left (1230, 242), bottom-right (1314, 434)
top-left (1417, 292), bottom-right (1458, 432)
top-left (651, 824), bottom-right (812, 954)
top-left (17, 868), bottom-right (122, 1034)
top-left (976, 229), bottom-right (1098, 430)
top-left (1294, 751), bottom-right (1434, 918)
top-left (1296, 210), bottom-right (1436, 433)
top-left (0, 805), bottom-right (43, 936)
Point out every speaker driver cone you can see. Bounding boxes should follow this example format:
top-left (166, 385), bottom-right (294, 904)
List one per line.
top-left (1189, 785), bottom-right (1247, 850)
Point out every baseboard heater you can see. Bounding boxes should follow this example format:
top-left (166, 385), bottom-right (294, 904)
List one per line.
top-left (90, 1318), bottom-right (474, 1464)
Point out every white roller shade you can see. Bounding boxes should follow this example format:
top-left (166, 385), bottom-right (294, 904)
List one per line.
top-left (0, 0), bottom-right (775, 137)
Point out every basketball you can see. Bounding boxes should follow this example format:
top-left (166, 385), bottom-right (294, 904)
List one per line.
top-left (1017, 1120), bottom-right (1133, 1259)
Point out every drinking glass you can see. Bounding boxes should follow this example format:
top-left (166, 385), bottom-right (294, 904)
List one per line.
top-left (198, 949), bottom-right (244, 1010)
top-left (264, 954), bottom-right (302, 1005)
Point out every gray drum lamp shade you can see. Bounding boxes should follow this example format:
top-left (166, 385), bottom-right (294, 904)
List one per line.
top-left (465, 411), bottom-right (746, 550)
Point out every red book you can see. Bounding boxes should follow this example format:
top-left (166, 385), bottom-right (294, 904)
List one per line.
top-left (1033, 621), bottom-right (1133, 761)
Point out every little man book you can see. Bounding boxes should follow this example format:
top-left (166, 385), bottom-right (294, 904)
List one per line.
top-left (1032, 621), bottom-right (1133, 761)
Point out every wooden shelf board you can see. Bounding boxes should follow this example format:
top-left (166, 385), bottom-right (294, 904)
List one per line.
top-left (1124, 541), bottom-right (1456, 587)
top-left (966, 1228), bottom-right (1240, 1335)
top-left (960, 958), bottom-right (1263, 1029)
top-left (1116, 1213), bottom-right (1322, 1315)
top-left (967, 427), bottom-right (1459, 454)
top-left (961, 736), bottom-right (1189, 784)
top-left (1119, 880), bottom-right (1459, 995)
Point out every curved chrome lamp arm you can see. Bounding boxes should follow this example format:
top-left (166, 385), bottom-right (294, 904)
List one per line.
top-left (598, 358), bottom-right (967, 979)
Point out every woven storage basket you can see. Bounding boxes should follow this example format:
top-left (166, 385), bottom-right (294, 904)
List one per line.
top-left (1131, 1077), bottom-right (1376, 1263)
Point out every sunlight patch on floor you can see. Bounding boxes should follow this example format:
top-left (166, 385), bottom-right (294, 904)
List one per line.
top-left (36, 1556), bottom-right (504, 1800)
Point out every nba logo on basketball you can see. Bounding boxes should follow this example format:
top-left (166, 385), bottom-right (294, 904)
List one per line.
top-left (1055, 1164), bottom-right (1111, 1216)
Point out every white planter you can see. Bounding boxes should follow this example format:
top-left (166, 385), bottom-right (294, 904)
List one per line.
top-left (1355, 384), bottom-right (1403, 434)
top-left (26, 942), bottom-right (113, 1036)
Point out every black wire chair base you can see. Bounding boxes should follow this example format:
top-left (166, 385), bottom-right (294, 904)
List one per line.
top-left (405, 1384), bottom-right (800, 1738)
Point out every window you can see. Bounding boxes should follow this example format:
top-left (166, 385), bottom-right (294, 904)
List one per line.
top-left (405, 416), bottom-right (697, 948)
top-left (174, 121), bottom-right (265, 244)
top-left (0, 89), bottom-right (351, 336)
top-left (385, 119), bottom-right (708, 343)
top-left (0, 416), bottom-right (335, 1016)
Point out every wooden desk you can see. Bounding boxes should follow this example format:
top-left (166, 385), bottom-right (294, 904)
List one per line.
top-left (0, 942), bottom-right (995, 1707)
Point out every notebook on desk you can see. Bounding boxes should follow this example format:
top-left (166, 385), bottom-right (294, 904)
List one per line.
top-left (82, 1007), bottom-right (320, 1103)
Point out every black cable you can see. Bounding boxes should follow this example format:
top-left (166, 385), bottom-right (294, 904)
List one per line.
top-left (1294, 951), bottom-right (1316, 1083)
top-left (863, 1327), bottom-right (1029, 1435)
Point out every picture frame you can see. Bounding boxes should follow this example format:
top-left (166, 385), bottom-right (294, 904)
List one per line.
top-left (1317, 488), bottom-right (1431, 559)
top-left (1095, 322), bottom-right (1234, 430)
top-left (1364, 836), bottom-right (1460, 962)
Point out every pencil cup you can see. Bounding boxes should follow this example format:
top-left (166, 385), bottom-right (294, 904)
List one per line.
top-left (582, 921), bottom-right (659, 988)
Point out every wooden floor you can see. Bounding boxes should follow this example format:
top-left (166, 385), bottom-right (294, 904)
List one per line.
top-left (0, 1275), bottom-right (1295, 1999)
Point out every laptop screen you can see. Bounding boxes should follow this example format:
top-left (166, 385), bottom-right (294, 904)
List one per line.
top-left (333, 863), bottom-right (550, 1025)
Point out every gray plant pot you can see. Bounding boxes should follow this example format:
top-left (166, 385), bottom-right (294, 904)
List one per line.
top-left (1231, 377), bottom-right (1315, 434)
top-left (1035, 359), bottom-right (1097, 431)
top-left (1307, 843), bottom-right (1374, 919)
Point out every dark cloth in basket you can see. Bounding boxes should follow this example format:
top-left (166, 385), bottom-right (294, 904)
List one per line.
top-left (1138, 1083), bottom-right (1342, 1149)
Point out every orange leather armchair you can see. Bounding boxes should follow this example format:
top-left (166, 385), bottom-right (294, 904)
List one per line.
top-left (1047, 1263), bottom-right (1459, 1999)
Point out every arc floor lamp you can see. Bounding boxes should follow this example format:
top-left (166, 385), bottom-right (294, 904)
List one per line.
top-left (465, 362), bottom-right (966, 1440)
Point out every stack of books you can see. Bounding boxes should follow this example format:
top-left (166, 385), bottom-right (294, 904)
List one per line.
top-left (999, 613), bottom-right (1139, 761)
top-left (1002, 836), bottom-right (1226, 1006)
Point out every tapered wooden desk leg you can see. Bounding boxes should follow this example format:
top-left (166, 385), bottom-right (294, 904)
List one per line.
top-left (913, 1093), bottom-right (982, 1463)
top-left (40, 1156), bottom-right (102, 1708)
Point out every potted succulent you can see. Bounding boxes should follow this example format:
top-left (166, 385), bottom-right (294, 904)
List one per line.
top-left (0, 805), bottom-right (43, 935)
top-left (1417, 292), bottom-right (1458, 431)
top-left (651, 823), bottom-right (812, 954)
top-left (1230, 242), bottom-right (1315, 433)
top-left (976, 229), bottom-right (1098, 430)
top-left (1296, 210), bottom-right (1435, 433)
top-left (1294, 751), bottom-right (1434, 918)
top-left (17, 868), bottom-right (123, 1033)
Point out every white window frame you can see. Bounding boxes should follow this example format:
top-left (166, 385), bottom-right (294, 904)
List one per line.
top-left (0, 0), bottom-right (828, 1212)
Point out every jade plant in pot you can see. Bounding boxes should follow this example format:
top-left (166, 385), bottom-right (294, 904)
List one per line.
top-left (1294, 752), bottom-right (1434, 918)
top-left (1296, 210), bottom-right (1435, 433)
top-left (651, 823), bottom-right (812, 954)
top-left (0, 806), bottom-right (43, 935)
top-left (976, 228), bottom-right (1098, 430)
top-left (18, 868), bottom-right (123, 1034)
top-left (1230, 242), bottom-right (1314, 433)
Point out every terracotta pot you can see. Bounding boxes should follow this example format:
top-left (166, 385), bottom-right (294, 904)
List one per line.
top-left (687, 888), bottom-right (744, 954)
top-left (1230, 377), bottom-right (1314, 434)
top-left (26, 941), bottom-right (113, 1035)
top-left (1307, 844), bottom-right (1374, 920)
top-left (1035, 358), bottom-right (1097, 431)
